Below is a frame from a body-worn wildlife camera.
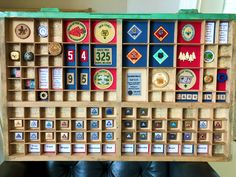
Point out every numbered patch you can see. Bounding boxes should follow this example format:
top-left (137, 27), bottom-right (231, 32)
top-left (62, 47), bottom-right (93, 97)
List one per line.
top-left (80, 73), bottom-right (88, 85)
top-left (66, 73), bottom-right (74, 85)
top-left (94, 48), bottom-right (112, 65)
top-left (79, 49), bottom-right (88, 62)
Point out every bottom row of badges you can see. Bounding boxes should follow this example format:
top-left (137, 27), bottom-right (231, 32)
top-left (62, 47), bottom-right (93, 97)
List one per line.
top-left (26, 143), bottom-right (213, 154)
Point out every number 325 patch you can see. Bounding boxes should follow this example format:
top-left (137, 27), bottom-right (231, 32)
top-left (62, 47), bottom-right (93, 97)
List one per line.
top-left (94, 48), bottom-right (112, 65)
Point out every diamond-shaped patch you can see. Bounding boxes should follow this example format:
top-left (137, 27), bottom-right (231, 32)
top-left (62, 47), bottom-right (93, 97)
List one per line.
top-left (127, 48), bottom-right (142, 64)
top-left (127, 25), bottom-right (142, 40)
top-left (154, 26), bottom-right (169, 42)
top-left (153, 48), bottom-right (168, 64)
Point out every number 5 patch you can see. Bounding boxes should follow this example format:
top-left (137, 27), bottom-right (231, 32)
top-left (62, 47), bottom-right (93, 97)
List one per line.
top-left (80, 73), bottom-right (88, 85)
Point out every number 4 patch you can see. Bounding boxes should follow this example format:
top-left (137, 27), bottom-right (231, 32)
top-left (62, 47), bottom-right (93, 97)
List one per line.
top-left (80, 49), bottom-right (88, 62)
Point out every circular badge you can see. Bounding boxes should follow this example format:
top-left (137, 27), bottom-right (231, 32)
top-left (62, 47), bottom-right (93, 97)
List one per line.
top-left (204, 50), bottom-right (215, 63)
top-left (40, 91), bottom-right (48, 100)
top-left (23, 52), bottom-right (34, 61)
top-left (94, 69), bottom-right (113, 89)
top-left (48, 42), bottom-right (62, 56)
top-left (94, 21), bottom-right (115, 43)
top-left (152, 72), bottom-right (169, 88)
top-left (177, 69), bottom-right (196, 90)
top-left (38, 25), bottom-right (48, 38)
top-left (66, 21), bottom-right (87, 42)
top-left (182, 24), bottom-right (195, 42)
top-left (15, 24), bottom-right (31, 39)
top-left (204, 75), bottom-right (213, 84)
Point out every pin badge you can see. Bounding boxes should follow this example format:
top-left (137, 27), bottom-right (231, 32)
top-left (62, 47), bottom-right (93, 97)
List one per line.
top-left (94, 21), bottom-right (115, 43)
top-left (214, 121), bottom-right (222, 129)
top-left (213, 133), bottom-right (222, 141)
top-left (105, 120), bottom-right (113, 128)
top-left (23, 52), bottom-right (34, 61)
top-left (90, 107), bottom-right (99, 116)
top-left (15, 132), bottom-right (23, 140)
top-left (139, 132), bottom-right (147, 140)
top-left (153, 132), bottom-right (163, 140)
top-left (105, 107), bottom-right (114, 115)
top-left (183, 132), bottom-right (192, 141)
top-left (153, 121), bottom-right (163, 129)
top-left (39, 91), bottom-right (48, 101)
top-left (61, 132), bottom-right (69, 141)
top-left (124, 108), bottom-right (133, 116)
top-left (10, 51), bottom-right (20, 60)
top-left (75, 120), bottom-right (84, 129)
top-left (105, 132), bottom-right (113, 141)
top-left (91, 132), bottom-right (99, 141)
top-left (30, 120), bottom-right (38, 128)
top-left (38, 25), bottom-right (48, 38)
top-left (168, 133), bottom-right (177, 140)
top-left (184, 121), bottom-right (193, 129)
top-left (75, 132), bottom-right (84, 140)
top-left (60, 121), bottom-right (69, 128)
top-left (90, 121), bottom-right (99, 129)
top-left (204, 50), bottom-right (215, 63)
top-left (48, 42), bottom-right (62, 56)
top-left (30, 132), bottom-right (38, 140)
top-left (125, 132), bottom-right (133, 140)
top-left (14, 120), bottom-right (23, 128)
top-left (45, 120), bottom-right (53, 129)
top-left (199, 120), bottom-right (208, 129)
top-left (139, 121), bottom-right (148, 128)
top-left (15, 23), bottom-right (31, 39)
top-left (204, 75), bottom-right (214, 84)
top-left (45, 132), bottom-right (54, 140)
top-left (123, 120), bottom-right (133, 128)
top-left (169, 121), bottom-right (178, 128)
top-left (139, 108), bottom-right (148, 116)
top-left (152, 72), bottom-right (169, 88)
top-left (198, 133), bottom-right (207, 141)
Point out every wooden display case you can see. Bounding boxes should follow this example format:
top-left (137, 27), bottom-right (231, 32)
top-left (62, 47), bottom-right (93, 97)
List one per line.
top-left (0, 9), bottom-right (236, 161)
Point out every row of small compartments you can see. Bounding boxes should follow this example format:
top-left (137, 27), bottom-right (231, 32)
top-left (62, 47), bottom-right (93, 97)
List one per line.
top-left (8, 19), bottom-right (231, 44)
top-left (9, 107), bottom-right (228, 118)
top-left (122, 131), bottom-right (225, 142)
top-left (15, 143), bottom-right (224, 155)
top-left (8, 43), bottom-right (232, 68)
top-left (12, 131), bottom-right (225, 143)
top-left (12, 119), bottom-right (225, 130)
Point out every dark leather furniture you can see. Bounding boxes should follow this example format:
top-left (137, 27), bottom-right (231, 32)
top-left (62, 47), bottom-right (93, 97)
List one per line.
top-left (0, 161), bottom-right (220, 177)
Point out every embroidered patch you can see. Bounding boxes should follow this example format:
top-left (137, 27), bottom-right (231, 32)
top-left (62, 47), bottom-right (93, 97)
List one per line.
top-left (182, 24), bottom-right (195, 41)
top-left (154, 26), bottom-right (169, 42)
top-left (153, 48), bottom-right (168, 64)
top-left (127, 48), bottom-right (142, 64)
top-left (127, 24), bottom-right (142, 40)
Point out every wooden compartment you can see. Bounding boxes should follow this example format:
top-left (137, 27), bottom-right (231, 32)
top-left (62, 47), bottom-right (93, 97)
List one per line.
top-left (1, 11), bottom-right (236, 162)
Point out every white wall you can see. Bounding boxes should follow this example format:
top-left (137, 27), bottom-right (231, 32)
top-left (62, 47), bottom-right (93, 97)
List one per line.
top-left (0, 0), bottom-right (127, 12)
top-left (127, 0), bottom-right (180, 13)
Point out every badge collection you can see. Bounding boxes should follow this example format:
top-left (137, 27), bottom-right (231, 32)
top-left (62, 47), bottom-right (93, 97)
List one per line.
top-left (6, 18), bottom-right (231, 158)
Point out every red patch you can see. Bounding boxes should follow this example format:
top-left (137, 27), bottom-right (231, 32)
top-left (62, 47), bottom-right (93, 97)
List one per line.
top-left (217, 69), bottom-right (227, 91)
top-left (64, 20), bottom-right (90, 43)
top-left (91, 20), bottom-right (117, 43)
top-left (91, 68), bottom-right (116, 90)
top-left (178, 21), bottom-right (202, 43)
top-left (177, 46), bottom-right (201, 67)
top-left (176, 69), bottom-right (200, 90)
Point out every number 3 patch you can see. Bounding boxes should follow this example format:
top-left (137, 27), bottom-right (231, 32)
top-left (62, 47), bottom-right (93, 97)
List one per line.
top-left (94, 48), bottom-right (112, 65)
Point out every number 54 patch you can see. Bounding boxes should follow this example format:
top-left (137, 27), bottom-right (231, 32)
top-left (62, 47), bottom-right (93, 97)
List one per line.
top-left (94, 48), bottom-right (112, 65)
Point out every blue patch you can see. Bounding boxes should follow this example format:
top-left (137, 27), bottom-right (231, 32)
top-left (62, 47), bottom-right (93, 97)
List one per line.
top-left (78, 68), bottom-right (90, 90)
top-left (78, 45), bottom-right (90, 66)
top-left (150, 22), bottom-right (175, 43)
top-left (123, 21), bottom-right (148, 43)
top-left (65, 68), bottom-right (76, 90)
top-left (91, 45), bottom-right (116, 67)
top-left (64, 44), bottom-right (76, 66)
top-left (123, 45), bottom-right (147, 67)
top-left (149, 45), bottom-right (174, 67)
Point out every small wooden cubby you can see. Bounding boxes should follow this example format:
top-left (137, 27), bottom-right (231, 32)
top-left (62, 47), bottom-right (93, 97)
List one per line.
top-left (0, 9), bottom-right (236, 161)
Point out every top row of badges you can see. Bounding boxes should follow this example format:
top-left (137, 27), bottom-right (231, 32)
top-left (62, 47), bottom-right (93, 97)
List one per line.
top-left (14, 20), bottom-right (229, 44)
top-left (66, 20), bottom-right (229, 44)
